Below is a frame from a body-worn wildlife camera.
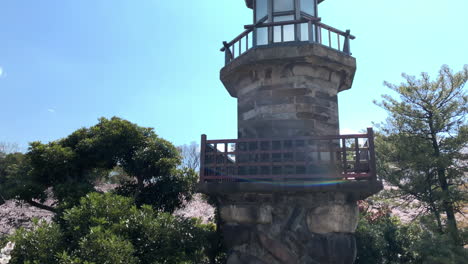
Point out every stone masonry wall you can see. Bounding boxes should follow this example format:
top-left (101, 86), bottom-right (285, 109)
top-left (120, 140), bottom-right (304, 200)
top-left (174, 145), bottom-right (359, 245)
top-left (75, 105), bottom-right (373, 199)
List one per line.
top-left (219, 192), bottom-right (359, 264)
top-left (216, 44), bottom-right (360, 264)
top-left (220, 44), bottom-right (356, 139)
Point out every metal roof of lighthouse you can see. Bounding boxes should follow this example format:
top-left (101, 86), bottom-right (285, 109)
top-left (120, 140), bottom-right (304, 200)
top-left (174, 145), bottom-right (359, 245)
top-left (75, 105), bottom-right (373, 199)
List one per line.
top-left (245, 0), bottom-right (326, 9)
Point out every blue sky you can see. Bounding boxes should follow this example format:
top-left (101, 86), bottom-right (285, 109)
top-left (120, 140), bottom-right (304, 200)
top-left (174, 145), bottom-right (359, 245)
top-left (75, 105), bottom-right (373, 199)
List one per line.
top-left (0, 0), bottom-right (467, 151)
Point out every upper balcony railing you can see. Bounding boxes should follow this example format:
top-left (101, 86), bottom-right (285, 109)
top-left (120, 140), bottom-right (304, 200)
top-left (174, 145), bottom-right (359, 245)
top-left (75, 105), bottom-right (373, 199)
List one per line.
top-left (200, 128), bottom-right (376, 183)
top-left (220, 17), bottom-right (356, 65)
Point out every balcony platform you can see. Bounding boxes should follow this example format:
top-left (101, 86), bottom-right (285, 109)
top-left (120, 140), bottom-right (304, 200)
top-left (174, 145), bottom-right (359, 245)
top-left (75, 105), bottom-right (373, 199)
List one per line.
top-left (198, 128), bottom-right (383, 198)
top-left (198, 180), bottom-right (382, 200)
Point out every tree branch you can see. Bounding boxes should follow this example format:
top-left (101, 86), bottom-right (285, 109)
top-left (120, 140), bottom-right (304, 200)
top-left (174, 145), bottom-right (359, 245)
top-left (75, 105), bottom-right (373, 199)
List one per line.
top-left (25, 199), bottom-right (57, 213)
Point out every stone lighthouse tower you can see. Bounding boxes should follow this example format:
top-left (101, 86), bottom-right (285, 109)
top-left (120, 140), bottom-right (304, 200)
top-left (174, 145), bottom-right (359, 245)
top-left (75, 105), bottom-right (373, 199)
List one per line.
top-left (199, 1), bottom-right (382, 263)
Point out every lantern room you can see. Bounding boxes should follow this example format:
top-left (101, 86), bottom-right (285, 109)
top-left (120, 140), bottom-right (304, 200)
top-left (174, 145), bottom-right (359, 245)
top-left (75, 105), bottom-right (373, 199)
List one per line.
top-left (222, 0), bottom-right (354, 64)
top-left (250, 0), bottom-right (320, 44)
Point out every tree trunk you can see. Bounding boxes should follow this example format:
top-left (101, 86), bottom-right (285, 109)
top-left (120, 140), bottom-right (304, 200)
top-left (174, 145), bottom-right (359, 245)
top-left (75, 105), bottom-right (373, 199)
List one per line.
top-left (26, 199), bottom-right (57, 213)
top-left (429, 118), bottom-right (460, 245)
top-left (428, 193), bottom-right (443, 233)
top-left (437, 167), bottom-right (460, 245)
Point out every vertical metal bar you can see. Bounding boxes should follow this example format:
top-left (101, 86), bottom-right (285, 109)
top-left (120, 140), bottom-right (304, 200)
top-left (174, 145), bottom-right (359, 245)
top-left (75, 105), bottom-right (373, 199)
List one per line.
top-left (328, 30), bottom-right (332, 48)
top-left (315, 0), bottom-right (319, 17)
top-left (200, 134), bottom-right (207, 182)
top-left (235, 141), bottom-right (239, 182)
top-left (268, 25), bottom-right (273, 44)
top-left (305, 139), bottom-right (310, 178)
top-left (253, 28), bottom-right (257, 47)
top-left (367, 127), bottom-right (377, 181)
top-left (224, 143), bottom-right (229, 181)
top-left (342, 138), bottom-right (348, 175)
top-left (281, 25), bottom-right (284, 42)
top-left (337, 34), bottom-right (341, 50)
top-left (246, 33), bottom-right (249, 50)
top-left (318, 26), bottom-right (322, 44)
top-left (280, 139), bottom-right (284, 182)
top-left (270, 140), bottom-right (274, 181)
top-left (329, 140), bottom-right (335, 163)
top-left (329, 140), bottom-right (336, 177)
top-left (308, 20), bottom-right (313, 43)
top-left (295, 0), bottom-right (300, 41)
top-left (213, 142), bottom-right (218, 178)
top-left (343, 29), bottom-right (351, 54)
top-left (223, 41), bottom-right (232, 65)
top-left (225, 50), bottom-right (229, 65)
top-left (317, 142), bottom-right (322, 161)
top-left (253, 0), bottom-right (257, 47)
top-left (354, 137), bottom-right (360, 173)
top-left (267, 0), bottom-right (273, 44)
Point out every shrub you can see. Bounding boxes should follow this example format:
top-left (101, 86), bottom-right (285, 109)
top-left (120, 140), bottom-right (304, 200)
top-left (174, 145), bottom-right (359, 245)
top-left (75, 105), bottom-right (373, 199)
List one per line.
top-left (8, 193), bottom-right (219, 264)
top-left (74, 227), bottom-right (138, 264)
top-left (9, 220), bottom-right (64, 264)
top-left (355, 209), bottom-right (467, 264)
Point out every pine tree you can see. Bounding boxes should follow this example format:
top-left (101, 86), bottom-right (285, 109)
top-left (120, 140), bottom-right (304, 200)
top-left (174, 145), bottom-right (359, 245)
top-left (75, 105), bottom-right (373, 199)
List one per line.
top-left (375, 65), bottom-right (468, 246)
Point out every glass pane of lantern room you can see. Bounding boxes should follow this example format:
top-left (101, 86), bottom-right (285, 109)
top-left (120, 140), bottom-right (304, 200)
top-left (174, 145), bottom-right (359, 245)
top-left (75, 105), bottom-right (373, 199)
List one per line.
top-left (274, 0), bottom-right (294, 12)
top-left (255, 0), bottom-right (268, 22)
top-left (256, 27), bottom-right (268, 45)
top-left (274, 15), bottom-right (295, 42)
top-left (300, 0), bottom-right (316, 16)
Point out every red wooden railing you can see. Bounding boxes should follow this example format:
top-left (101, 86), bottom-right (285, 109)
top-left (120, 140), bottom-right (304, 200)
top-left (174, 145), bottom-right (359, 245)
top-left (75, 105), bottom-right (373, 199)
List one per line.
top-left (200, 128), bottom-right (376, 183)
top-left (221, 17), bottom-right (356, 65)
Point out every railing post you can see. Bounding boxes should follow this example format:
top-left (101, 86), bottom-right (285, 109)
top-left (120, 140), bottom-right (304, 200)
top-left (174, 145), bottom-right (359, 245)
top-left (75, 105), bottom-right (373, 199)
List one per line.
top-left (200, 134), bottom-right (207, 183)
top-left (308, 20), bottom-right (313, 43)
top-left (367, 128), bottom-right (377, 181)
top-left (223, 41), bottom-right (233, 65)
top-left (342, 138), bottom-right (348, 177)
top-left (343, 29), bottom-right (351, 55)
top-left (354, 137), bottom-right (360, 173)
top-left (224, 142), bottom-right (229, 181)
top-left (253, 26), bottom-right (257, 47)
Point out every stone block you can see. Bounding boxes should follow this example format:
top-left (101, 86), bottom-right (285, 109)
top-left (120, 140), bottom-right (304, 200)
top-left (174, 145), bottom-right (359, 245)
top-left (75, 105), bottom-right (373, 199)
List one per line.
top-left (291, 64), bottom-right (331, 81)
top-left (256, 95), bottom-right (294, 107)
top-left (222, 224), bottom-right (251, 248)
top-left (306, 203), bottom-right (358, 234)
top-left (295, 96), bottom-right (317, 105)
top-left (296, 112), bottom-right (316, 120)
top-left (227, 251), bottom-right (243, 264)
top-left (258, 232), bottom-right (298, 264)
top-left (220, 205), bottom-right (272, 224)
top-left (306, 233), bottom-right (356, 264)
top-left (272, 88), bottom-right (310, 97)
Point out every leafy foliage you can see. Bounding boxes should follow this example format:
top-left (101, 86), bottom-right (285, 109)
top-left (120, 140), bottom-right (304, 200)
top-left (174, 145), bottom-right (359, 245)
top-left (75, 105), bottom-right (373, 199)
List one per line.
top-left (355, 202), bottom-right (467, 264)
top-left (8, 220), bottom-right (64, 264)
top-left (0, 152), bottom-right (29, 205)
top-left (115, 167), bottom-right (198, 212)
top-left (8, 193), bottom-right (219, 264)
top-left (355, 202), bottom-right (415, 264)
top-left (0, 117), bottom-right (197, 212)
top-left (375, 65), bottom-right (468, 245)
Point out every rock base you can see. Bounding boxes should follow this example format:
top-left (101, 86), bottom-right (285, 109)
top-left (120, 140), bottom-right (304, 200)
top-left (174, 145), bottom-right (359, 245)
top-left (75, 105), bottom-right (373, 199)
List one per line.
top-left (217, 192), bottom-right (359, 264)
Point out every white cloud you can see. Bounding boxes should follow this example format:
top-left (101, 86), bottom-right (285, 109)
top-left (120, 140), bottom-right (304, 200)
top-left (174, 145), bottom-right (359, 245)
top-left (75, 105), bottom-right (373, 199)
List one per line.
top-left (0, 67), bottom-right (3, 77)
top-left (47, 108), bottom-right (56, 113)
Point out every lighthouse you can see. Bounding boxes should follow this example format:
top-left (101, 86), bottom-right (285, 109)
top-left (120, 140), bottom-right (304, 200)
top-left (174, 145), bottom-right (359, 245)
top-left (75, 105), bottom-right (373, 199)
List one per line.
top-left (199, 1), bottom-right (382, 263)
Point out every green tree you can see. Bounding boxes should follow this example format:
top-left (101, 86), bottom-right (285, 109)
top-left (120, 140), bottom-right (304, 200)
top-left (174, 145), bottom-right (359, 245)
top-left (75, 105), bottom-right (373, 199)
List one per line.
top-left (375, 65), bottom-right (468, 245)
top-left (2, 117), bottom-right (197, 212)
top-left (355, 201), bottom-right (467, 264)
top-left (0, 151), bottom-right (29, 206)
top-left (355, 205), bottom-right (415, 264)
top-left (8, 220), bottom-right (65, 264)
top-left (7, 193), bottom-right (218, 264)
